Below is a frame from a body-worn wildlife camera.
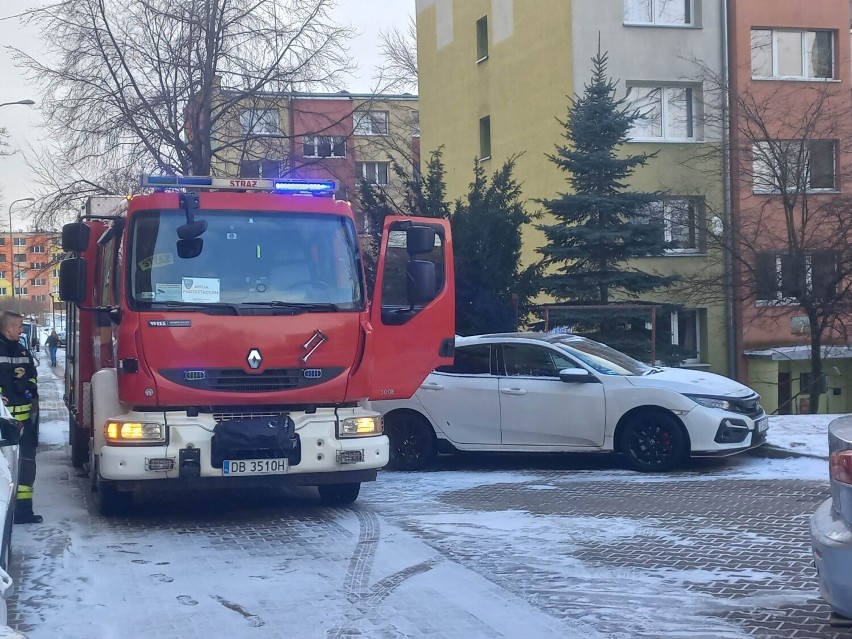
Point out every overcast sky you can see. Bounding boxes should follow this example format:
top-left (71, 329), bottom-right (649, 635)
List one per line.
top-left (0, 0), bottom-right (415, 229)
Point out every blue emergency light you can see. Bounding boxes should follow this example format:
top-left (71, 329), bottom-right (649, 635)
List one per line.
top-left (141, 175), bottom-right (336, 196)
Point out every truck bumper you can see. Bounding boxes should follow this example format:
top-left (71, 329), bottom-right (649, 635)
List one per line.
top-left (97, 409), bottom-right (388, 485)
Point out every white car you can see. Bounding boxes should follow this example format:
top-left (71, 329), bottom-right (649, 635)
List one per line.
top-left (375, 333), bottom-right (768, 472)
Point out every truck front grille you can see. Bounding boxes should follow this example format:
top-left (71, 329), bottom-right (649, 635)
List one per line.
top-left (159, 367), bottom-right (344, 393)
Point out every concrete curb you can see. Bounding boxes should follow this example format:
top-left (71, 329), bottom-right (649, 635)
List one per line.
top-left (747, 444), bottom-right (828, 461)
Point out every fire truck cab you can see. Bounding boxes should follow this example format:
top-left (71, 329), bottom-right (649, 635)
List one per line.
top-left (59, 176), bottom-right (454, 513)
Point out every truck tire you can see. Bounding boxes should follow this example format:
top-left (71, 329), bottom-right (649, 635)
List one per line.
top-left (318, 482), bottom-right (360, 505)
top-left (98, 481), bottom-right (133, 516)
top-left (70, 413), bottom-right (89, 469)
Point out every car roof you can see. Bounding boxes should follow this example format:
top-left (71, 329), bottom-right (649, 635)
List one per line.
top-left (455, 332), bottom-right (590, 348)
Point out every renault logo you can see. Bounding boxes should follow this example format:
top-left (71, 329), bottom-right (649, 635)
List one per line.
top-left (247, 348), bottom-right (262, 369)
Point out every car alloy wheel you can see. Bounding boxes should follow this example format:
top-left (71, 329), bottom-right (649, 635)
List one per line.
top-left (385, 411), bottom-right (437, 471)
top-left (619, 410), bottom-right (688, 472)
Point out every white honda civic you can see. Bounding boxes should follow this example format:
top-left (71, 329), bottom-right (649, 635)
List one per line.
top-left (375, 333), bottom-right (768, 472)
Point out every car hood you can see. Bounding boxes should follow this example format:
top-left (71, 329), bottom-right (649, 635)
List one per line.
top-left (626, 367), bottom-right (756, 398)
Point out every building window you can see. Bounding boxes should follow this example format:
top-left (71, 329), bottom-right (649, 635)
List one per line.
top-left (0, 255), bottom-right (6, 263)
top-left (476, 16), bottom-right (489, 61)
top-left (755, 250), bottom-right (837, 303)
top-left (28, 245), bottom-right (45, 253)
top-left (624, 0), bottom-right (692, 26)
top-left (31, 278), bottom-right (47, 286)
top-left (303, 135), bottom-right (346, 158)
top-left (29, 262), bottom-right (45, 269)
top-left (13, 254), bottom-right (25, 263)
top-left (12, 237), bottom-right (25, 246)
top-left (751, 29), bottom-right (834, 80)
top-left (240, 159), bottom-right (282, 178)
top-left (31, 294), bottom-right (47, 302)
top-left (0, 288), bottom-right (6, 296)
top-left (658, 309), bottom-right (701, 364)
top-left (356, 162), bottom-right (390, 185)
top-left (479, 116), bottom-right (491, 160)
top-left (353, 110), bottom-right (389, 136)
top-left (0, 238), bottom-right (5, 246)
top-left (752, 140), bottom-right (836, 193)
top-left (0, 272), bottom-right (5, 279)
top-left (634, 198), bottom-right (700, 252)
top-left (14, 287), bottom-right (27, 295)
top-left (412, 110), bottom-right (420, 137)
top-left (239, 109), bottom-right (278, 135)
top-left (627, 85), bottom-right (696, 141)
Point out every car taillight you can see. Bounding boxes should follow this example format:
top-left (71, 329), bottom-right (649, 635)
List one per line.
top-left (829, 450), bottom-right (852, 484)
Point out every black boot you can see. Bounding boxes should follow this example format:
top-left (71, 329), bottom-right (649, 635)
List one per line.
top-left (15, 499), bottom-right (43, 524)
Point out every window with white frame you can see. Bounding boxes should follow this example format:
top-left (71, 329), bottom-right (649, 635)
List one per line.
top-left (31, 278), bottom-right (47, 286)
top-left (12, 238), bottom-right (25, 246)
top-left (13, 255), bottom-right (25, 263)
top-left (751, 29), bottom-right (834, 80)
top-left (624, 0), bottom-right (693, 26)
top-left (755, 250), bottom-right (837, 303)
top-left (356, 162), bottom-right (390, 185)
top-left (353, 110), bottom-right (389, 136)
top-left (28, 245), bottom-right (45, 253)
top-left (303, 135), bottom-right (346, 158)
top-left (0, 272), bottom-right (5, 279)
top-left (626, 85), bottom-right (697, 141)
top-left (239, 109), bottom-right (279, 135)
top-left (633, 198), bottom-right (701, 252)
top-left (14, 287), bottom-right (26, 295)
top-left (29, 262), bottom-right (45, 269)
top-left (31, 294), bottom-right (46, 302)
top-left (752, 140), bottom-right (836, 193)
top-left (0, 288), bottom-right (6, 296)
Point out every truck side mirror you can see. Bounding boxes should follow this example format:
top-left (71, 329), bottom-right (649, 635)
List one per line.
top-left (406, 260), bottom-right (436, 306)
top-left (61, 222), bottom-right (91, 252)
top-left (406, 226), bottom-right (436, 255)
top-left (59, 257), bottom-right (88, 304)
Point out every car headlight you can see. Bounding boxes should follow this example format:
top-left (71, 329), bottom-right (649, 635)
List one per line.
top-left (104, 420), bottom-right (165, 444)
top-left (339, 415), bottom-right (383, 437)
top-left (685, 395), bottom-right (732, 411)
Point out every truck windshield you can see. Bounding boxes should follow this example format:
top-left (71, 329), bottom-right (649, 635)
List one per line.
top-left (129, 210), bottom-right (364, 310)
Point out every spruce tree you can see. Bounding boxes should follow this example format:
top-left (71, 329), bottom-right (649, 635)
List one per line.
top-left (451, 158), bottom-right (539, 335)
top-left (537, 51), bottom-right (680, 358)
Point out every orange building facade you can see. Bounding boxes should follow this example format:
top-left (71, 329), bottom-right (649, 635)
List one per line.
top-left (728, 0), bottom-right (852, 412)
top-left (0, 231), bottom-right (59, 316)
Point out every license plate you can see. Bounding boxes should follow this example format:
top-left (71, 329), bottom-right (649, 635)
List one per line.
top-left (756, 417), bottom-right (769, 433)
top-left (223, 458), bottom-right (289, 476)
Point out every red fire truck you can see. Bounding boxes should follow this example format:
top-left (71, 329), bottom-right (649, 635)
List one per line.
top-left (59, 176), bottom-right (454, 514)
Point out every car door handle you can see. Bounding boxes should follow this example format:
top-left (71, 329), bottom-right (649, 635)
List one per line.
top-left (501, 388), bottom-right (527, 396)
top-left (420, 382), bottom-right (444, 391)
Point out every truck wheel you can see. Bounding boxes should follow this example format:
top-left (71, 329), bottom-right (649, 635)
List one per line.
top-left (70, 414), bottom-right (89, 469)
top-left (385, 411), bottom-right (437, 471)
top-left (318, 482), bottom-right (360, 505)
top-left (98, 482), bottom-right (133, 516)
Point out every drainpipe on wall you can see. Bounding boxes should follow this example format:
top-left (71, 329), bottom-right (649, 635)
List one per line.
top-left (721, 0), bottom-right (738, 380)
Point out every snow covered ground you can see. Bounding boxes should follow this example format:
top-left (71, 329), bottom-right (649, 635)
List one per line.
top-left (1, 352), bottom-right (844, 638)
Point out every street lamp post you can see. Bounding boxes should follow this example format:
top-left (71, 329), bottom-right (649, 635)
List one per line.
top-left (8, 198), bottom-right (35, 311)
top-left (49, 291), bottom-right (57, 330)
top-left (0, 100), bottom-right (35, 109)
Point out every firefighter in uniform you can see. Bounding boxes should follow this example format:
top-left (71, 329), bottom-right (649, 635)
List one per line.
top-left (0, 311), bottom-right (42, 524)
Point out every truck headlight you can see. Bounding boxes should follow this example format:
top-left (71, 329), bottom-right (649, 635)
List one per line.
top-left (339, 416), bottom-right (383, 437)
top-left (685, 395), bottom-right (732, 411)
top-left (105, 421), bottom-right (165, 444)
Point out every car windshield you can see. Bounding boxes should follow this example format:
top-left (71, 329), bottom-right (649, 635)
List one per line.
top-left (129, 209), bottom-right (364, 310)
top-left (553, 337), bottom-right (650, 376)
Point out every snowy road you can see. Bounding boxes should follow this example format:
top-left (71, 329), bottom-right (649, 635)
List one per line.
top-left (4, 354), bottom-right (845, 638)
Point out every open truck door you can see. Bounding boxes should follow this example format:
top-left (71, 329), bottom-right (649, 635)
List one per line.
top-left (367, 216), bottom-right (455, 401)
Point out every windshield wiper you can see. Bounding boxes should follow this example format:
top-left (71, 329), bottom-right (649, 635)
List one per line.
top-left (241, 301), bottom-right (340, 312)
top-left (157, 301), bottom-right (239, 315)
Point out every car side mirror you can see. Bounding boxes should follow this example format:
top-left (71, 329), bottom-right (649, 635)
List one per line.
top-left (0, 419), bottom-right (20, 446)
top-left (559, 367), bottom-right (599, 383)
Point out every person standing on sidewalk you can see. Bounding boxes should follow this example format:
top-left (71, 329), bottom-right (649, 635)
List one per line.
top-left (46, 329), bottom-right (59, 367)
top-left (0, 311), bottom-right (42, 524)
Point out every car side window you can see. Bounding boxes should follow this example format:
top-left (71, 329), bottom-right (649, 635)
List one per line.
top-left (435, 345), bottom-right (491, 374)
top-left (502, 345), bottom-right (576, 377)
